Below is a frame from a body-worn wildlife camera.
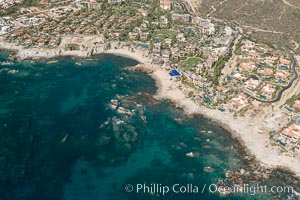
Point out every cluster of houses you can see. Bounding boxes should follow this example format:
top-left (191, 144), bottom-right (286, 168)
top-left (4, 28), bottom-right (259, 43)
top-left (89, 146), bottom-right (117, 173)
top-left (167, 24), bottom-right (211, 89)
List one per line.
top-left (160, 0), bottom-right (171, 10)
top-left (0, 0), bottom-right (294, 107)
top-left (212, 40), bottom-right (298, 153)
top-left (0, 0), bottom-right (22, 9)
top-left (271, 91), bottom-right (300, 153)
top-left (0, 0), bottom-right (223, 62)
top-left (285, 99), bottom-right (300, 113)
top-left (2, 0), bottom-right (139, 48)
top-left (227, 93), bottom-right (250, 111)
top-left (0, 17), bottom-right (19, 35)
top-left (276, 123), bottom-right (300, 154)
top-left (185, 39), bottom-right (294, 112)
top-left (1, 15), bottom-right (44, 36)
top-left (227, 40), bottom-right (292, 102)
top-left (1, 0), bottom-right (293, 113)
top-left (1, 0), bottom-right (300, 157)
top-left (73, 0), bottom-right (122, 4)
top-left (128, 24), bottom-right (150, 41)
top-left (124, 0), bottom-right (228, 72)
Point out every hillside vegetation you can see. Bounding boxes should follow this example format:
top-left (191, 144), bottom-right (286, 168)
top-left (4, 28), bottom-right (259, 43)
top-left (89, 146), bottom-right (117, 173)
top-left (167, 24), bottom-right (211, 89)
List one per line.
top-left (190, 0), bottom-right (300, 53)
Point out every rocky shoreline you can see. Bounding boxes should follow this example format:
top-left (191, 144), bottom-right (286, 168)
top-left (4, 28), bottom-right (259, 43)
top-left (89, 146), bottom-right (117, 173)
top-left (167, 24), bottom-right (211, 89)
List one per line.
top-left (1, 42), bottom-right (300, 183)
top-left (126, 63), bottom-right (300, 183)
top-left (0, 37), bottom-right (150, 63)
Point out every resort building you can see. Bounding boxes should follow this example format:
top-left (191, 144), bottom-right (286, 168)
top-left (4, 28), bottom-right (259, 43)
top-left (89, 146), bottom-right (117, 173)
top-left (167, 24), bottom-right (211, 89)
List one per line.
top-left (87, 2), bottom-right (102, 10)
top-left (293, 100), bottom-right (300, 110)
top-left (264, 56), bottom-right (278, 65)
top-left (108, 0), bottom-right (123, 4)
top-left (260, 83), bottom-right (276, 99)
top-left (244, 78), bottom-right (261, 90)
top-left (176, 33), bottom-right (185, 42)
top-left (275, 70), bottom-right (290, 82)
top-left (216, 86), bottom-right (230, 93)
top-left (277, 124), bottom-right (300, 151)
top-left (137, 8), bottom-right (148, 17)
top-left (171, 13), bottom-right (190, 23)
top-left (160, 0), bottom-right (171, 10)
top-left (259, 68), bottom-right (273, 79)
top-left (201, 23), bottom-right (215, 35)
top-left (279, 55), bottom-right (291, 66)
top-left (228, 93), bottom-right (249, 111)
top-left (245, 50), bottom-right (259, 58)
top-left (240, 62), bottom-right (256, 72)
top-left (161, 50), bottom-right (170, 61)
top-left (231, 72), bottom-right (246, 81)
top-left (241, 40), bottom-right (255, 51)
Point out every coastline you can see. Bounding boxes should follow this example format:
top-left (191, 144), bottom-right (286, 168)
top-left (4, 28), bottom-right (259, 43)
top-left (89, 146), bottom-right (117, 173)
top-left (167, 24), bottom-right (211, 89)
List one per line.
top-left (1, 41), bottom-right (300, 179)
top-left (151, 69), bottom-right (300, 178)
top-left (0, 37), bottom-right (150, 63)
top-left (148, 66), bottom-right (300, 179)
top-left (104, 49), bottom-right (149, 64)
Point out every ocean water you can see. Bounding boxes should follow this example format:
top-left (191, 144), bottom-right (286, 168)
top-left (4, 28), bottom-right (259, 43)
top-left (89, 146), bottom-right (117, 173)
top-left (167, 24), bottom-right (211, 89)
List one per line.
top-left (0, 53), bottom-right (298, 200)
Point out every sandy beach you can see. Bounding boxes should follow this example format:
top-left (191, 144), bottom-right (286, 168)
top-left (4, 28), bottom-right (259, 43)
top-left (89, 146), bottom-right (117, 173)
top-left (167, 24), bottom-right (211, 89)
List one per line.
top-left (1, 36), bottom-right (300, 179)
top-left (147, 67), bottom-right (300, 179)
top-left (105, 48), bottom-right (150, 64)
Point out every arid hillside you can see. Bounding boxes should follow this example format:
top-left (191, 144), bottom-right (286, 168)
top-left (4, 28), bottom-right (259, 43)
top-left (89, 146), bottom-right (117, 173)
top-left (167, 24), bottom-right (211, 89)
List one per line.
top-left (187, 0), bottom-right (300, 53)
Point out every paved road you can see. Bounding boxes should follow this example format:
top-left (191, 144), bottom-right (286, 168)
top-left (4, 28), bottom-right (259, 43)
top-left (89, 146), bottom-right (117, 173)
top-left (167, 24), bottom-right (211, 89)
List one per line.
top-left (180, 0), bottom-right (299, 103)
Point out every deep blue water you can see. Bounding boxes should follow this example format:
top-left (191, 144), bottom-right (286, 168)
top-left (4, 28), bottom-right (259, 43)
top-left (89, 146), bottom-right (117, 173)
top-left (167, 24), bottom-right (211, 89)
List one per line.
top-left (0, 53), bottom-right (298, 200)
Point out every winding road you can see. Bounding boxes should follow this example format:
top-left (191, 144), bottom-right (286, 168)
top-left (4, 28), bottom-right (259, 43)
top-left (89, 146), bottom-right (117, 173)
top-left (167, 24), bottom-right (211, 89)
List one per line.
top-left (243, 51), bottom-right (298, 103)
top-left (282, 0), bottom-right (300, 9)
top-left (180, 0), bottom-right (299, 103)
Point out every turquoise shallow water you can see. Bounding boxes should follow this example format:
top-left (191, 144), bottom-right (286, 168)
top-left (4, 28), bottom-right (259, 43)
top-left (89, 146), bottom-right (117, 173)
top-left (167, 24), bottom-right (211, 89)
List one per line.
top-left (0, 53), bottom-right (298, 200)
